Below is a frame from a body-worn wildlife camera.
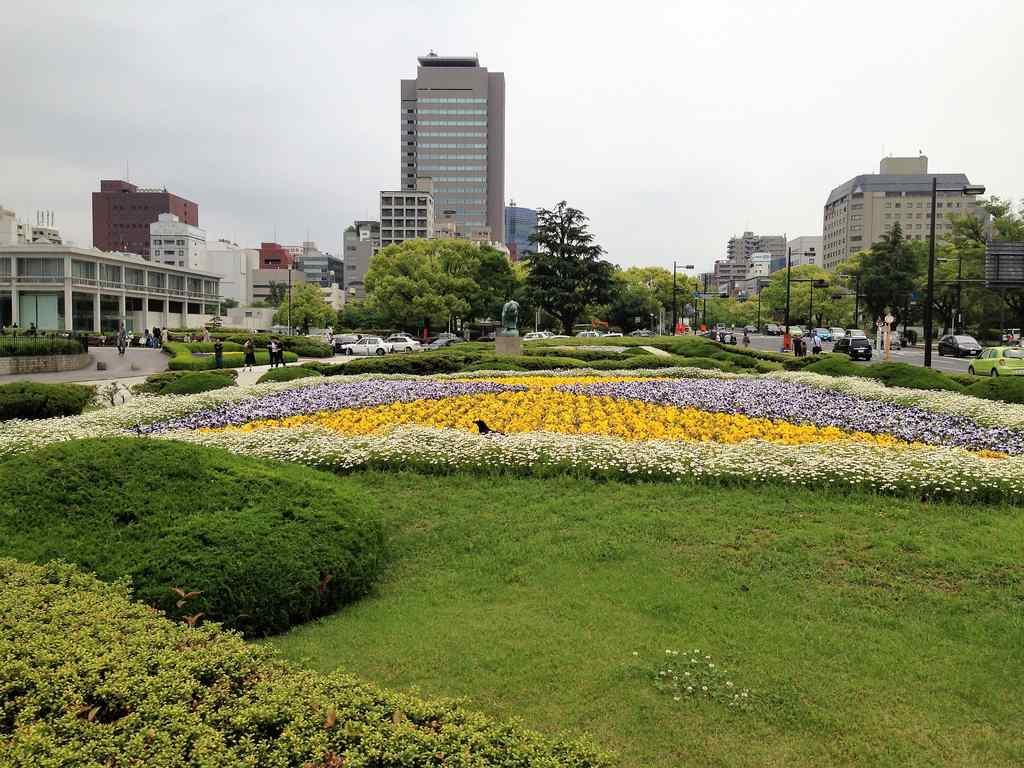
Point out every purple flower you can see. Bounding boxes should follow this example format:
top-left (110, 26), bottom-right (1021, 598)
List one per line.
top-left (558, 379), bottom-right (1024, 455)
top-left (142, 380), bottom-right (523, 433)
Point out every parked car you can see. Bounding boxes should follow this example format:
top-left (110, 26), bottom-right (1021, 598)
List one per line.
top-left (576, 330), bottom-right (603, 337)
top-left (829, 327), bottom-right (846, 341)
top-left (332, 333), bottom-right (360, 352)
top-left (744, 325), bottom-right (757, 334)
top-left (338, 336), bottom-right (390, 356)
top-left (834, 336), bottom-right (872, 361)
top-left (387, 336), bottom-right (422, 353)
top-left (603, 332), bottom-right (623, 338)
top-left (716, 331), bottom-right (738, 345)
top-left (629, 329), bottom-right (655, 337)
top-left (937, 334), bottom-right (982, 357)
top-left (764, 323), bottom-right (781, 336)
top-left (788, 325), bottom-right (805, 337)
top-left (969, 347), bottom-right (1024, 376)
top-left (426, 337), bottom-right (462, 350)
top-left (814, 328), bottom-right (832, 342)
top-left (523, 331), bottom-right (550, 341)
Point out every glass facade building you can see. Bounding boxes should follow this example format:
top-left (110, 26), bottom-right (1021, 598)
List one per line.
top-left (504, 206), bottom-right (537, 262)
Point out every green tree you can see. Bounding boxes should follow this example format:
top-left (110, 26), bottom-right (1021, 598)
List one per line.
top-left (336, 299), bottom-right (382, 331)
top-left (758, 265), bottom-right (853, 329)
top-left (272, 283), bottom-right (334, 335)
top-left (267, 281), bottom-right (288, 307)
top-left (525, 202), bottom-right (615, 333)
top-left (606, 271), bottom-right (661, 332)
top-left (846, 222), bottom-right (922, 328)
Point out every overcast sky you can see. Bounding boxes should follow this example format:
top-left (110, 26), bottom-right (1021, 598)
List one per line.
top-left (2, 0), bottom-right (1022, 272)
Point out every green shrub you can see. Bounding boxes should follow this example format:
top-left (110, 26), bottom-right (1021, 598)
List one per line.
top-left (966, 376), bottom-right (1024, 404)
top-left (181, 341), bottom-right (246, 353)
top-left (257, 366), bottom-right (324, 384)
top-left (480, 354), bottom-right (590, 370)
top-left (461, 361), bottom-right (527, 371)
top-left (165, 341), bottom-right (297, 370)
top-left (803, 355), bottom-right (862, 378)
top-left (523, 346), bottom-right (625, 362)
top-left (0, 558), bottom-right (610, 768)
top-left (215, 333), bottom-right (334, 358)
top-left (0, 337), bottom-right (84, 357)
top-left (132, 369), bottom-right (237, 395)
top-left (948, 373), bottom-right (978, 387)
top-left (161, 371), bottom-right (238, 395)
top-left (860, 362), bottom-right (965, 392)
top-left (0, 439), bottom-right (386, 636)
top-left (0, 382), bottom-right (96, 421)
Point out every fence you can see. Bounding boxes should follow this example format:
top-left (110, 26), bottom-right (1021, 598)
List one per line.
top-left (0, 333), bottom-right (87, 357)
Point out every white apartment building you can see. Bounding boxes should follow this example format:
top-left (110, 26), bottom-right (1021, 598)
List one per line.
top-left (786, 236), bottom-right (823, 269)
top-left (746, 252), bottom-right (771, 279)
top-left (205, 239), bottom-right (260, 304)
top-left (1, 207), bottom-right (64, 246)
top-left (150, 213), bottom-right (207, 270)
top-left (380, 182), bottom-right (434, 247)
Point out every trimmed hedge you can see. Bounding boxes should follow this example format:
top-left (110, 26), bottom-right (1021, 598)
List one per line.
top-left (0, 337), bottom-right (83, 357)
top-left (965, 376), bottom-right (1024, 404)
top-left (257, 366), bottom-right (324, 384)
top-left (859, 361), bottom-right (965, 392)
top-left (215, 333), bottom-right (334, 358)
top-left (0, 439), bottom-right (386, 636)
top-left (0, 382), bottom-right (95, 421)
top-left (803, 355), bottom-right (863, 378)
top-left (165, 341), bottom-right (298, 370)
top-left (133, 369), bottom-right (238, 396)
top-left (0, 558), bottom-right (611, 767)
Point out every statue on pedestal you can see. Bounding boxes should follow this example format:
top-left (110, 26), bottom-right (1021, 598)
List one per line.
top-left (500, 299), bottom-right (520, 337)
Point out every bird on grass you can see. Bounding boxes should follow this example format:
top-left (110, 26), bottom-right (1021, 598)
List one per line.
top-left (473, 419), bottom-right (504, 436)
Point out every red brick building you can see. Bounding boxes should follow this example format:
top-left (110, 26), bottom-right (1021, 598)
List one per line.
top-left (259, 242), bottom-right (294, 269)
top-left (92, 180), bottom-right (198, 258)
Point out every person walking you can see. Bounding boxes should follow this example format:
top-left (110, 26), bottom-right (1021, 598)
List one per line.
top-left (742, 330), bottom-right (750, 348)
top-left (274, 337), bottom-right (285, 367)
top-left (243, 339), bottom-right (256, 370)
top-left (117, 325), bottom-right (127, 356)
top-left (213, 338), bottom-right (224, 369)
top-left (267, 338), bottom-right (277, 368)
top-left (811, 333), bottom-right (822, 356)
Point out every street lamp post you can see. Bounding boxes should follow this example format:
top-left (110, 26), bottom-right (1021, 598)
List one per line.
top-left (783, 248), bottom-right (792, 349)
top-left (924, 178), bottom-right (985, 367)
top-left (672, 263), bottom-right (694, 335)
top-left (756, 291), bottom-right (761, 332)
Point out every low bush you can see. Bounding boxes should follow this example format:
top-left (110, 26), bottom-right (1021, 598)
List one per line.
top-left (482, 354), bottom-right (590, 370)
top-left (523, 346), bottom-right (626, 362)
top-left (161, 371), bottom-right (238, 395)
top-left (803, 355), bottom-right (863, 378)
top-left (0, 337), bottom-right (84, 357)
top-left (133, 369), bottom-right (238, 396)
top-left (165, 341), bottom-right (297, 370)
top-left (965, 375), bottom-right (1024, 404)
top-left (0, 439), bottom-right (386, 636)
top-left (257, 366), bottom-right (324, 384)
top-left (311, 349), bottom-right (484, 376)
top-left (216, 333), bottom-right (334, 358)
top-left (0, 558), bottom-right (610, 767)
top-left (0, 382), bottom-right (96, 421)
top-left (860, 361), bottom-right (965, 392)
top-left (180, 341), bottom-right (246, 353)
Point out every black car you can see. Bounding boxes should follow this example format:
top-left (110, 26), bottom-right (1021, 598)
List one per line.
top-left (937, 334), bottom-right (981, 357)
top-left (765, 323), bottom-right (781, 336)
top-left (834, 336), bottom-right (872, 361)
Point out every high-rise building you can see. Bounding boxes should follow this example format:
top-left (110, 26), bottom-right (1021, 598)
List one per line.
top-left (822, 156), bottom-right (982, 271)
top-left (150, 213), bottom-right (206, 270)
top-left (92, 180), bottom-right (198, 258)
top-left (401, 52), bottom-right (505, 242)
top-left (342, 220), bottom-right (380, 299)
top-left (505, 204), bottom-right (537, 261)
top-left (785, 236), bottom-right (823, 270)
top-left (726, 231), bottom-right (787, 270)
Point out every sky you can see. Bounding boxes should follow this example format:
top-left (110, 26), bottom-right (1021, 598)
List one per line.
top-left (2, 0), bottom-right (1022, 274)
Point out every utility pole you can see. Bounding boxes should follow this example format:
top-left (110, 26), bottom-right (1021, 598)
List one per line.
top-left (672, 262), bottom-right (678, 335)
top-left (287, 265), bottom-right (293, 336)
top-left (783, 247), bottom-right (792, 349)
top-left (702, 273), bottom-right (709, 328)
top-left (924, 176), bottom-right (938, 368)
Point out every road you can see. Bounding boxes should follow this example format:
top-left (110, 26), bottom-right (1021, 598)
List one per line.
top-left (742, 334), bottom-right (975, 374)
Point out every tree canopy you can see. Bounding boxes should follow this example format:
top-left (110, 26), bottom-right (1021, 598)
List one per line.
top-left (272, 283), bottom-right (335, 334)
top-left (525, 202), bottom-right (615, 333)
top-left (364, 239), bottom-right (515, 333)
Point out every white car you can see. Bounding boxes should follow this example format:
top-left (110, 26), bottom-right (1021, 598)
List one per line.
top-left (339, 336), bottom-right (391, 356)
top-left (388, 337), bottom-right (422, 353)
top-left (523, 331), bottom-right (549, 341)
top-left (830, 327), bottom-right (846, 341)
top-left (576, 330), bottom-right (603, 338)
top-left (603, 332), bottom-right (623, 338)
top-left (846, 329), bottom-right (867, 339)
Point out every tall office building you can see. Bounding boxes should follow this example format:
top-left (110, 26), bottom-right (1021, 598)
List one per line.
top-left (726, 231), bottom-right (786, 269)
top-left (822, 156), bottom-right (982, 270)
top-left (504, 204), bottom-right (537, 261)
top-left (785, 236), bottom-right (823, 270)
top-left (401, 53), bottom-right (505, 243)
top-left (92, 180), bottom-right (198, 258)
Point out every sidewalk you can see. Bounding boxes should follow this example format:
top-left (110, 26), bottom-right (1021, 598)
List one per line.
top-left (1, 347), bottom-right (169, 384)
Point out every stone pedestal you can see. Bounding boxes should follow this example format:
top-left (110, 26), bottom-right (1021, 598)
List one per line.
top-left (494, 334), bottom-right (522, 356)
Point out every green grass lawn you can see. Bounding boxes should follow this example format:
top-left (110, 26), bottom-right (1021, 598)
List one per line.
top-left (269, 472), bottom-right (1024, 768)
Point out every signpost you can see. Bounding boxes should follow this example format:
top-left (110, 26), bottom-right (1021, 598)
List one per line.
top-left (883, 312), bottom-right (895, 361)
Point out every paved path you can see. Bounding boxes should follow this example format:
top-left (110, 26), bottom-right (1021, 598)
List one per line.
top-left (1, 347), bottom-right (170, 384)
top-left (641, 345), bottom-right (671, 358)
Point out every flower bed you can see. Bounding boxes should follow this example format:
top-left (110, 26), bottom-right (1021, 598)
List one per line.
top-left (2, 368), bottom-right (1022, 502)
